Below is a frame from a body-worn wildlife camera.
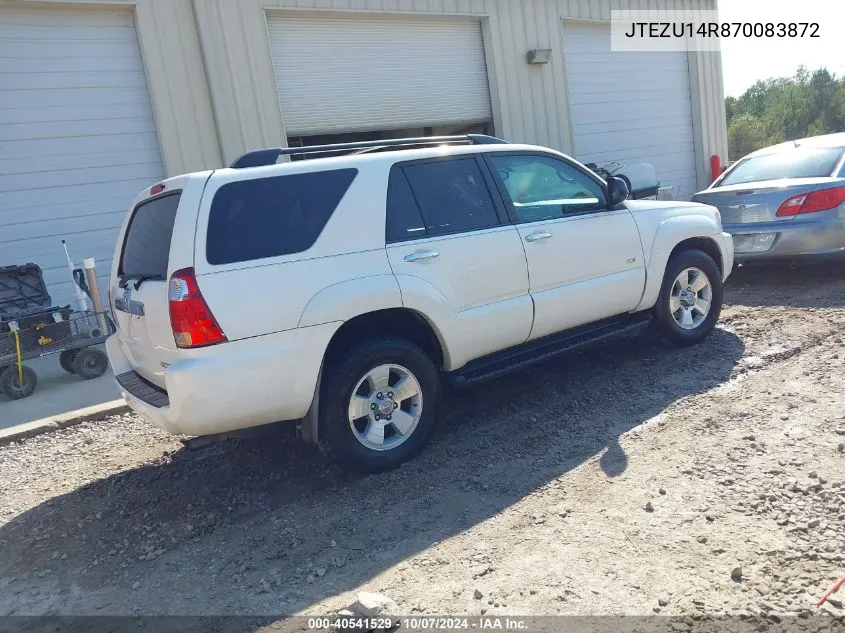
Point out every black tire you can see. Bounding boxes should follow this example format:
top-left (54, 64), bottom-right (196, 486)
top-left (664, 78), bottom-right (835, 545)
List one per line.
top-left (72, 348), bottom-right (109, 380)
top-left (59, 350), bottom-right (79, 374)
top-left (653, 248), bottom-right (723, 347)
top-left (318, 337), bottom-right (441, 474)
top-left (0, 365), bottom-right (38, 400)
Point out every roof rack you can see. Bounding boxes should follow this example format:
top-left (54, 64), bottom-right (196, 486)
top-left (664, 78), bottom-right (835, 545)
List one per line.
top-left (229, 134), bottom-right (508, 169)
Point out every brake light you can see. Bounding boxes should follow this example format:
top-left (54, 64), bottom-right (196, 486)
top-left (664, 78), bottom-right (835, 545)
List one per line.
top-left (168, 268), bottom-right (227, 348)
top-left (150, 183), bottom-right (166, 195)
top-left (777, 186), bottom-right (845, 217)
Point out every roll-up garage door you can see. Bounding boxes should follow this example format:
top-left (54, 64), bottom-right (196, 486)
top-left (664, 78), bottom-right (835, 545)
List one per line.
top-left (266, 13), bottom-right (493, 136)
top-left (0, 6), bottom-right (165, 307)
top-left (563, 21), bottom-right (698, 200)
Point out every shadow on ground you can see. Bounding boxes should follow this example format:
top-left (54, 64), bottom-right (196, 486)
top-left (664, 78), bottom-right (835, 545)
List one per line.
top-left (0, 320), bottom-right (744, 618)
top-left (727, 261), bottom-right (845, 308)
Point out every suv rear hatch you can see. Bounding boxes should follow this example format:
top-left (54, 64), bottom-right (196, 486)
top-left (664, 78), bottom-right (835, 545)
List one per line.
top-left (111, 175), bottom-right (210, 389)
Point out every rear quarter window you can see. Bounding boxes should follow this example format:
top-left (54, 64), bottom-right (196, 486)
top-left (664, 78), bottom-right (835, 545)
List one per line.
top-left (120, 192), bottom-right (181, 278)
top-left (206, 169), bottom-right (358, 265)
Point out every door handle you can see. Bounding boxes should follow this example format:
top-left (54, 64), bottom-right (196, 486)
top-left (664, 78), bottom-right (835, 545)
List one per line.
top-left (404, 250), bottom-right (440, 263)
top-left (525, 232), bottom-right (553, 243)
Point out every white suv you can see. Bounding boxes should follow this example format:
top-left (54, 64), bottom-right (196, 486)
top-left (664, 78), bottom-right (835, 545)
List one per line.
top-left (107, 136), bottom-right (734, 472)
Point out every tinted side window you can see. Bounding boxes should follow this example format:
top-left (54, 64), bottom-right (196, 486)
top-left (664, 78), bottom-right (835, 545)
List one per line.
top-left (207, 169), bottom-right (357, 265)
top-left (386, 168), bottom-right (427, 243)
top-left (120, 192), bottom-right (181, 278)
top-left (490, 154), bottom-right (606, 223)
top-left (403, 158), bottom-right (499, 237)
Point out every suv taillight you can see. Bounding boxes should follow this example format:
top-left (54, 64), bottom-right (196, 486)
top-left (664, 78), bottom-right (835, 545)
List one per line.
top-left (776, 186), bottom-right (845, 217)
top-left (168, 268), bottom-right (227, 349)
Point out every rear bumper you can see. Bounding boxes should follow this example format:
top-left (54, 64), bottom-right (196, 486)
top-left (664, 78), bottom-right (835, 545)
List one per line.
top-left (725, 212), bottom-right (845, 261)
top-left (106, 323), bottom-right (339, 436)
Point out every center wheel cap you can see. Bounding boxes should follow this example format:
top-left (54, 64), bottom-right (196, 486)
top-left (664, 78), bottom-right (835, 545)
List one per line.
top-left (379, 400), bottom-right (394, 416)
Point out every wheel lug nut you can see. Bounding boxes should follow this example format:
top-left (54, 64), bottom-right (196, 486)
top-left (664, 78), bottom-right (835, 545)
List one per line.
top-left (371, 403), bottom-right (378, 410)
top-left (377, 392), bottom-right (383, 400)
top-left (387, 392), bottom-right (394, 399)
top-left (393, 402), bottom-right (399, 410)
top-left (386, 415), bottom-right (392, 421)
top-left (375, 414), bottom-right (381, 421)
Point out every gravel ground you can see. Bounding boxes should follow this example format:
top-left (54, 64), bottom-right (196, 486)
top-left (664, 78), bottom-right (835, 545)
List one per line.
top-left (1, 264), bottom-right (844, 625)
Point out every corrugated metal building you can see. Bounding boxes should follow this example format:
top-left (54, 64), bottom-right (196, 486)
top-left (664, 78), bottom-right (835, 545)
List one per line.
top-left (0, 0), bottom-right (728, 306)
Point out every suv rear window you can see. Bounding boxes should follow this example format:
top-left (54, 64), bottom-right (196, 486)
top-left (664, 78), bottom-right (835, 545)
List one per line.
top-left (720, 148), bottom-right (844, 186)
top-left (206, 169), bottom-right (357, 265)
top-left (120, 192), bottom-right (181, 278)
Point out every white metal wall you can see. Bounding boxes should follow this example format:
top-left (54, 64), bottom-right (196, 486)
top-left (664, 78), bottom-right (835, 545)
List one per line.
top-left (193, 0), bottom-right (726, 192)
top-left (4, 0), bottom-right (727, 193)
top-left (0, 5), bottom-right (165, 306)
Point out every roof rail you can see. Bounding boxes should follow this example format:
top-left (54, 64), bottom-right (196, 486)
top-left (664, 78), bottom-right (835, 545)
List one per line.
top-left (229, 134), bottom-right (508, 169)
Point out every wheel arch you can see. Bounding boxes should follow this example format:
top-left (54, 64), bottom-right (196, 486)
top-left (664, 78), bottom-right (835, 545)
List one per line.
top-left (668, 236), bottom-right (724, 277)
top-left (300, 308), bottom-right (447, 445)
top-left (636, 215), bottom-right (727, 312)
top-left (323, 308), bottom-right (447, 370)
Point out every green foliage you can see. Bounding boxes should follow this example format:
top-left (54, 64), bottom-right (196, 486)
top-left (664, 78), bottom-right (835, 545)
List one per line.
top-left (725, 66), bottom-right (845, 161)
top-left (727, 113), bottom-right (772, 161)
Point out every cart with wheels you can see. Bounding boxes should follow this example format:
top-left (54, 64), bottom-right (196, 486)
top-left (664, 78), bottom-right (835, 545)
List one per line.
top-left (0, 263), bottom-right (114, 401)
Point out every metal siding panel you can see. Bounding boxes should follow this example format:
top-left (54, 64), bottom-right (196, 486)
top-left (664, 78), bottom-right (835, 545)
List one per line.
top-left (0, 5), bottom-right (166, 307)
top-left (194, 0), bottom-right (287, 164)
top-left (266, 13), bottom-right (493, 135)
top-left (189, 0), bottom-right (722, 171)
top-left (136, 0), bottom-right (223, 175)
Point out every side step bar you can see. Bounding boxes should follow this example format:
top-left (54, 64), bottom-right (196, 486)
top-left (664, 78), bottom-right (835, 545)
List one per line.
top-left (447, 312), bottom-right (652, 388)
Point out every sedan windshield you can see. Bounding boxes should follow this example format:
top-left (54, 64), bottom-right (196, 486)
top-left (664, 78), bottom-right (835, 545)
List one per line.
top-left (720, 147), bottom-right (844, 186)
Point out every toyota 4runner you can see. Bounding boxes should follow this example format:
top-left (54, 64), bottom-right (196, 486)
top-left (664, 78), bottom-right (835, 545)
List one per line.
top-left (107, 135), bottom-right (734, 472)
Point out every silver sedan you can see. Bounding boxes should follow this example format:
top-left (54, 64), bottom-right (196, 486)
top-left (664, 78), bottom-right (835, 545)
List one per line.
top-left (693, 133), bottom-right (845, 262)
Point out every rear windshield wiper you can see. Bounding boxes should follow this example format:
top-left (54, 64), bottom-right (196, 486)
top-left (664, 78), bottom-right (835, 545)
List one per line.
top-left (118, 274), bottom-right (165, 290)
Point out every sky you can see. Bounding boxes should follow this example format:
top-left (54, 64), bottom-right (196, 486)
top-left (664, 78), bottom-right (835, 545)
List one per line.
top-left (719, 0), bottom-right (845, 97)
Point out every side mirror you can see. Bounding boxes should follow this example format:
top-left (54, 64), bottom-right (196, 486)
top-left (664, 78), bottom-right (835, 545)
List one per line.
top-left (607, 176), bottom-right (630, 206)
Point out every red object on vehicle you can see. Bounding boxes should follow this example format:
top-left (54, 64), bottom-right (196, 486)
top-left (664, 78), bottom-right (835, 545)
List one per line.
top-left (710, 155), bottom-right (724, 184)
top-left (776, 186), bottom-right (845, 217)
top-left (150, 183), bottom-right (166, 195)
top-left (168, 267), bottom-right (227, 349)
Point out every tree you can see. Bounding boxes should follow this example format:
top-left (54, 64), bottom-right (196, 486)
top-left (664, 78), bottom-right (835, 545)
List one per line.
top-left (728, 114), bottom-right (772, 161)
top-left (725, 66), bottom-right (845, 160)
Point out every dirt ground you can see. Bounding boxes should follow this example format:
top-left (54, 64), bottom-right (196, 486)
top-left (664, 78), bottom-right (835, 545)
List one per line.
top-left (1, 264), bottom-right (844, 625)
